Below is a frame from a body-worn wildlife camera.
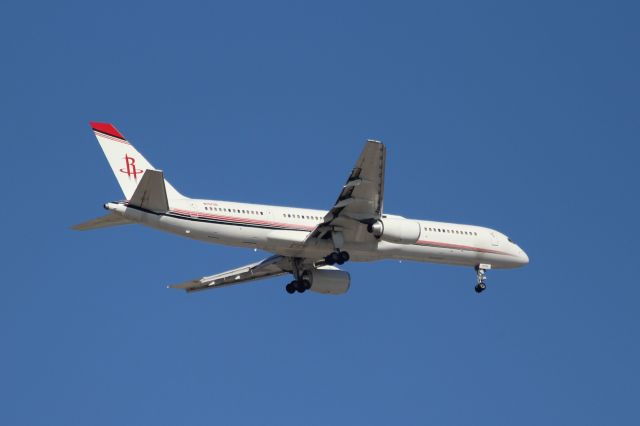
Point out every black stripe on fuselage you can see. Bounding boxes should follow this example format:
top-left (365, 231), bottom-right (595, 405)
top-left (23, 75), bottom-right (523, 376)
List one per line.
top-left (125, 204), bottom-right (309, 232)
top-left (123, 204), bottom-right (503, 256)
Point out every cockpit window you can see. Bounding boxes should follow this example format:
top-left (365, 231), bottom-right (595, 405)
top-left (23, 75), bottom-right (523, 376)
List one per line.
top-left (508, 237), bottom-right (516, 243)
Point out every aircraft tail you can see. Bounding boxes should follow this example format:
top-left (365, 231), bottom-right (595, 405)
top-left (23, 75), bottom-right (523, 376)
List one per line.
top-left (90, 122), bottom-right (184, 201)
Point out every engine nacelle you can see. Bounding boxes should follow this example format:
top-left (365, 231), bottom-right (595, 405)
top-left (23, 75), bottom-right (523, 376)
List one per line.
top-left (303, 267), bottom-right (350, 295)
top-left (367, 217), bottom-right (421, 244)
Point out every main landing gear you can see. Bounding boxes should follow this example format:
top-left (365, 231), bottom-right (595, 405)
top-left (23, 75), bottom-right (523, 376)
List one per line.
top-left (285, 251), bottom-right (351, 294)
top-left (286, 279), bottom-right (311, 294)
top-left (474, 264), bottom-right (491, 294)
top-left (324, 250), bottom-right (350, 266)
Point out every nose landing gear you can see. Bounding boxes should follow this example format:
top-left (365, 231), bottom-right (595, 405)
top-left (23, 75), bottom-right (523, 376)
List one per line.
top-left (474, 264), bottom-right (491, 293)
top-left (474, 282), bottom-right (487, 293)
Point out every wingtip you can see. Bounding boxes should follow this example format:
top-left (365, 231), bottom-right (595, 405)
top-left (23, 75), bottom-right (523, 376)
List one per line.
top-left (167, 284), bottom-right (184, 290)
top-left (90, 122), bottom-right (126, 140)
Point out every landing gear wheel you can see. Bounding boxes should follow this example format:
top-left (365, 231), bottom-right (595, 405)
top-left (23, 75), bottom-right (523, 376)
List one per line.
top-left (325, 252), bottom-right (339, 265)
top-left (474, 264), bottom-right (490, 294)
top-left (294, 280), bottom-right (306, 293)
top-left (325, 251), bottom-right (350, 266)
top-left (285, 283), bottom-right (296, 294)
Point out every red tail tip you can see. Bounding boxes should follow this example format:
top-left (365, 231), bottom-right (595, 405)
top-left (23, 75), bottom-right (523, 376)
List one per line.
top-left (90, 122), bottom-right (125, 140)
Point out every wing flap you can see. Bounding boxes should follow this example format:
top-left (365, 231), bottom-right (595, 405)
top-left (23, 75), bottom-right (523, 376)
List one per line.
top-left (169, 255), bottom-right (289, 293)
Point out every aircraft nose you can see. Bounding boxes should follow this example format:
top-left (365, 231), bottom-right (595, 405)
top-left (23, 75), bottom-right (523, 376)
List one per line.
top-left (518, 247), bottom-right (529, 265)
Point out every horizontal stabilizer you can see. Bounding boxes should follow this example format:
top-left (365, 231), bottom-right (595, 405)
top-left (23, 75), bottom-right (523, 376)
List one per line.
top-left (129, 169), bottom-right (169, 212)
top-left (72, 212), bottom-right (132, 231)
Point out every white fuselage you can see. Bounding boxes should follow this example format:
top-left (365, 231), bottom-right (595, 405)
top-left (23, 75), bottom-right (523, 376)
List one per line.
top-left (106, 198), bottom-right (529, 270)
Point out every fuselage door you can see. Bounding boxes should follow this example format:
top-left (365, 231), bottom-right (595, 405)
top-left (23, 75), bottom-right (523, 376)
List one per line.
top-left (190, 202), bottom-right (199, 218)
top-left (489, 231), bottom-right (499, 247)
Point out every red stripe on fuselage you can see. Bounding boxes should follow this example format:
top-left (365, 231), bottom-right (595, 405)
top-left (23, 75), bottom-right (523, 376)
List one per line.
top-left (415, 240), bottom-right (512, 256)
top-left (161, 208), bottom-right (509, 255)
top-left (170, 208), bottom-right (316, 231)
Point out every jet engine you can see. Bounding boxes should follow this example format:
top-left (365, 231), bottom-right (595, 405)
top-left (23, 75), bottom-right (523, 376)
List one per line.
top-left (303, 266), bottom-right (350, 295)
top-left (367, 217), bottom-right (421, 244)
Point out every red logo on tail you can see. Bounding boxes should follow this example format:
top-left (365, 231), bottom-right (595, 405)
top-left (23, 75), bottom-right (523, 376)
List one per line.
top-left (120, 154), bottom-right (144, 178)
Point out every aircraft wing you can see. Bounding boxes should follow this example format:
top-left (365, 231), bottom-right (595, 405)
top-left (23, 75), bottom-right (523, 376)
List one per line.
top-left (307, 140), bottom-right (386, 244)
top-left (169, 255), bottom-right (289, 293)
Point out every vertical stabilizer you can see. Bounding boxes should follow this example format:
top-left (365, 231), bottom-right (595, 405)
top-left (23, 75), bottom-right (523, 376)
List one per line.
top-left (90, 122), bottom-right (183, 200)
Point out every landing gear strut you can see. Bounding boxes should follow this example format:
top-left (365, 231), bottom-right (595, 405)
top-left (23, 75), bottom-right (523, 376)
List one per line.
top-left (474, 264), bottom-right (491, 293)
top-left (324, 251), bottom-right (350, 266)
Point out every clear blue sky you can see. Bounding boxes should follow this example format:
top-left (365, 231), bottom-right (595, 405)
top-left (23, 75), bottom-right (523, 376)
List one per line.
top-left (1, 1), bottom-right (638, 424)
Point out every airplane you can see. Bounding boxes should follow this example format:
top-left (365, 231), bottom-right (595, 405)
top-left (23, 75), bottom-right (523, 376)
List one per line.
top-left (74, 122), bottom-right (529, 295)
